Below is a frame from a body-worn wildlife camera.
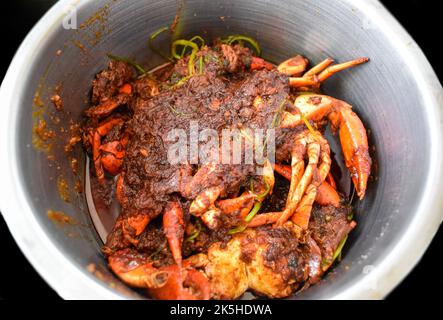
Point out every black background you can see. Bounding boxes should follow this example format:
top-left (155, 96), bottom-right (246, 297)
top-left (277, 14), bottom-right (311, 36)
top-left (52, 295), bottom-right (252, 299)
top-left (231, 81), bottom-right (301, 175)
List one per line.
top-left (0, 0), bottom-right (441, 300)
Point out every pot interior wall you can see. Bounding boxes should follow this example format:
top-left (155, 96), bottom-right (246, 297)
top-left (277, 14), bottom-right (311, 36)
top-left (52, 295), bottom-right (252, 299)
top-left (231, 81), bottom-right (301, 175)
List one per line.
top-left (17, 0), bottom-right (430, 298)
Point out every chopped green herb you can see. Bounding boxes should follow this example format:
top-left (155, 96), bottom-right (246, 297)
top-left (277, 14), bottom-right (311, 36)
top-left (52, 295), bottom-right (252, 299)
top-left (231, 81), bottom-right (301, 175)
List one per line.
top-left (106, 54), bottom-right (147, 75)
top-left (244, 202), bottom-right (262, 223)
top-left (255, 181), bottom-right (270, 201)
top-left (347, 211), bottom-right (354, 221)
top-left (148, 26), bottom-right (171, 61)
top-left (148, 243), bottom-right (165, 260)
top-left (271, 98), bottom-right (288, 128)
top-left (301, 113), bottom-right (315, 134)
top-left (321, 258), bottom-right (330, 270)
top-left (332, 235), bottom-right (348, 263)
top-left (185, 221), bottom-right (202, 242)
top-left (249, 177), bottom-right (255, 194)
top-left (171, 75), bottom-right (192, 89)
top-left (198, 56), bottom-right (204, 74)
top-left (295, 91), bottom-right (316, 95)
top-left (239, 127), bottom-right (253, 142)
top-left (181, 35), bottom-right (205, 57)
top-left (171, 39), bottom-right (199, 75)
top-left (168, 104), bottom-right (189, 116)
top-left (228, 224), bottom-right (247, 235)
top-left (190, 35), bottom-right (205, 46)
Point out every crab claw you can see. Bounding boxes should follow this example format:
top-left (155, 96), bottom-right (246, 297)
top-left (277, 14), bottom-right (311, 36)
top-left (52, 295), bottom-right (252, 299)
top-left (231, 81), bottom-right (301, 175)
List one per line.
top-left (148, 265), bottom-right (210, 300)
top-left (163, 201), bottom-right (185, 267)
top-left (281, 94), bottom-right (371, 199)
top-left (108, 249), bottom-right (169, 289)
top-left (189, 186), bottom-right (223, 216)
top-left (109, 249), bottom-right (210, 300)
top-left (329, 105), bottom-right (371, 199)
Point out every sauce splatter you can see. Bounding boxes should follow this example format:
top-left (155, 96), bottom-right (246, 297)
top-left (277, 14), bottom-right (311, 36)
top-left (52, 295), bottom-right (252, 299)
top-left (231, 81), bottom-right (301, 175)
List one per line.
top-left (47, 210), bottom-right (77, 225)
top-left (57, 175), bottom-right (71, 202)
top-left (73, 40), bottom-right (87, 53)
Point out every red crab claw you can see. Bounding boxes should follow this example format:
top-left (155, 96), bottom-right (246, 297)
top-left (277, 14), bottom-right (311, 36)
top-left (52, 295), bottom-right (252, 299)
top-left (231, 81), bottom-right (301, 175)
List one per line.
top-left (108, 249), bottom-right (169, 289)
top-left (148, 265), bottom-right (210, 300)
top-left (280, 95), bottom-right (371, 199)
top-left (109, 250), bottom-right (210, 300)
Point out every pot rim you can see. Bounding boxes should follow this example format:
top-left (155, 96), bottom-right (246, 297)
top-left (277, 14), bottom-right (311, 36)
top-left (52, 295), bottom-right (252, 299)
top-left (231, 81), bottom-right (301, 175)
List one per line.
top-left (1, 0), bottom-right (442, 300)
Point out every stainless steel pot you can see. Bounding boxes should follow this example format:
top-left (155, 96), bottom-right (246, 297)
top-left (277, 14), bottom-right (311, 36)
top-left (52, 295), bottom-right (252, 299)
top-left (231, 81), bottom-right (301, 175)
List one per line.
top-left (1, 0), bottom-right (443, 299)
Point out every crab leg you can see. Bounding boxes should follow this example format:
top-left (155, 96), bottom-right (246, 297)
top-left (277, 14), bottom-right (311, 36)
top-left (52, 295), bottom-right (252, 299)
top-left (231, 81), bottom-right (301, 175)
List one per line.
top-left (288, 57), bottom-right (368, 88)
top-left (92, 131), bottom-right (104, 182)
top-left (275, 162), bottom-right (339, 208)
top-left (163, 201), bottom-right (185, 267)
top-left (315, 181), bottom-right (340, 207)
top-left (303, 58), bottom-right (334, 78)
top-left (201, 208), bottom-right (222, 230)
top-left (285, 145), bottom-right (305, 209)
top-left (289, 77), bottom-right (319, 88)
top-left (291, 183), bottom-right (318, 229)
top-left (86, 100), bottom-right (120, 118)
top-left (273, 163), bottom-right (292, 180)
top-left (276, 134), bottom-right (320, 226)
top-left (252, 159), bottom-right (276, 199)
top-left (189, 186), bottom-right (223, 216)
top-left (116, 173), bottom-right (126, 205)
top-left (248, 212), bottom-right (281, 227)
top-left (200, 192), bottom-right (256, 230)
top-left (316, 133), bottom-right (332, 182)
top-left (317, 57), bottom-right (369, 82)
top-left (216, 192), bottom-right (256, 218)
